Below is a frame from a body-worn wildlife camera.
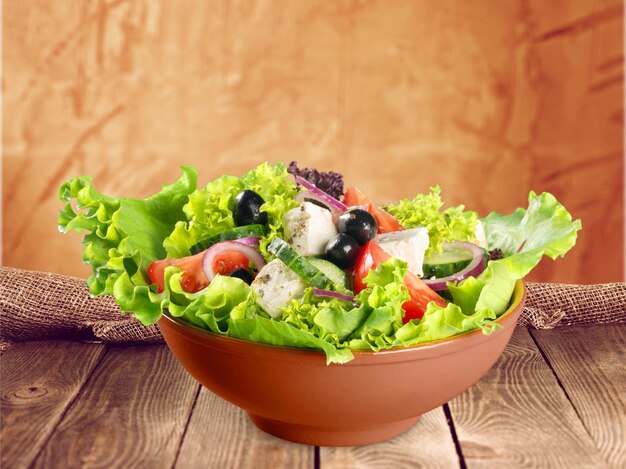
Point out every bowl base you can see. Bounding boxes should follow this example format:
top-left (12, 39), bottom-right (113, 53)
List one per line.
top-left (247, 413), bottom-right (421, 446)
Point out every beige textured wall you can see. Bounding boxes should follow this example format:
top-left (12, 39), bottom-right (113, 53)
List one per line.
top-left (3, 0), bottom-right (624, 283)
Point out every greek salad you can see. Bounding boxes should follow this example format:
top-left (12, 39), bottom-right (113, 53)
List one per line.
top-left (59, 162), bottom-right (581, 363)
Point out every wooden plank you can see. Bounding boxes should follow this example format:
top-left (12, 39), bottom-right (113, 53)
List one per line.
top-left (531, 324), bottom-right (626, 468)
top-left (320, 407), bottom-right (460, 468)
top-left (448, 327), bottom-right (606, 468)
top-left (32, 345), bottom-right (199, 469)
top-left (0, 341), bottom-right (106, 469)
top-left (175, 388), bottom-right (313, 469)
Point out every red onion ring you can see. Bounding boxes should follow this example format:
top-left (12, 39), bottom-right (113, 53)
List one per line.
top-left (202, 241), bottom-right (266, 282)
top-left (295, 190), bottom-right (345, 215)
top-left (234, 237), bottom-right (260, 247)
top-left (422, 242), bottom-right (487, 291)
top-left (311, 288), bottom-right (357, 305)
top-left (293, 175), bottom-right (347, 213)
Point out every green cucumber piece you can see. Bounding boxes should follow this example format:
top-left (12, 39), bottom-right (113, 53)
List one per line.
top-left (423, 247), bottom-right (473, 279)
top-left (190, 225), bottom-right (267, 254)
top-left (267, 238), bottom-right (334, 290)
top-left (307, 257), bottom-right (349, 289)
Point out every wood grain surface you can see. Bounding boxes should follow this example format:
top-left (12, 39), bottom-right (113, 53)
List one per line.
top-left (1, 325), bottom-right (625, 468)
top-left (531, 325), bottom-right (626, 468)
top-left (176, 388), bottom-right (313, 469)
top-left (320, 407), bottom-right (460, 468)
top-left (448, 327), bottom-right (605, 468)
top-left (0, 341), bottom-right (106, 468)
top-left (32, 345), bottom-right (199, 469)
top-left (2, 0), bottom-right (623, 283)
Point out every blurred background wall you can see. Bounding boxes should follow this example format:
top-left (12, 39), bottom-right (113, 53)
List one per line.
top-left (3, 0), bottom-right (623, 283)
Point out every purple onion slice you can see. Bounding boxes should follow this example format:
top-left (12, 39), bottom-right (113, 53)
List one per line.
top-left (422, 242), bottom-right (487, 291)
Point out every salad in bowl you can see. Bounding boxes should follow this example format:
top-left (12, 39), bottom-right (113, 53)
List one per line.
top-left (59, 161), bottom-right (581, 364)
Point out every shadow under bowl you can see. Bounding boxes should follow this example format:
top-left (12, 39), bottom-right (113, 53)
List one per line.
top-left (159, 280), bottom-right (526, 446)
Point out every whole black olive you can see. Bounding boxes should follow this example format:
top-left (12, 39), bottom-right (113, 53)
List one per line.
top-left (229, 268), bottom-right (254, 285)
top-left (336, 209), bottom-right (378, 245)
top-left (325, 233), bottom-right (360, 268)
top-left (233, 190), bottom-right (268, 226)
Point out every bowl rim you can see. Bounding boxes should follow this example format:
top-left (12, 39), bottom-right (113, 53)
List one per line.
top-left (159, 280), bottom-right (526, 359)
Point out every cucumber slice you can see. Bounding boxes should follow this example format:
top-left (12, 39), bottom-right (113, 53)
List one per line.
top-left (307, 257), bottom-right (349, 289)
top-left (423, 247), bottom-right (473, 279)
top-left (267, 238), bottom-right (334, 290)
top-left (190, 225), bottom-right (267, 254)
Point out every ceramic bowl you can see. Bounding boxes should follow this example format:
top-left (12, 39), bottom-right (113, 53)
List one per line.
top-left (159, 280), bottom-right (525, 446)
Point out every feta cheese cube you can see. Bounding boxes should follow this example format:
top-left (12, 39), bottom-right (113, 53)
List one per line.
top-left (376, 227), bottom-right (430, 277)
top-left (251, 259), bottom-right (306, 318)
top-left (283, 202), bottom-right (338, 256)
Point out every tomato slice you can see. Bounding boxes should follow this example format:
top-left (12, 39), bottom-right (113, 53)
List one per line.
top-left (212, 252), bottom-right (250, 276)
top-left (343, 186), bottom-right (403, 234)
top-left (367, 203), bottom-right (404, 234)
top-left (147, 260), bottom-right (169, 293)
top-left (343, 186), bottom-right (368, 206)
top-left (147, 251), bottom-right (249, 294)
top-left (353, 241), bottom-right (448, 322)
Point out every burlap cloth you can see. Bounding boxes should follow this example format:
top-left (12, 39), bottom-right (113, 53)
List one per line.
top-left (1, 266), bottom-right (624, 344)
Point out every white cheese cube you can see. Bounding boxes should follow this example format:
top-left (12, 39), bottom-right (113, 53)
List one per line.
top-left (251, 259), bottom-right (306, 318)
top-left (283, 202), bottom-right (338, 256)
top-left (376, 227), bottom-right (430, 277)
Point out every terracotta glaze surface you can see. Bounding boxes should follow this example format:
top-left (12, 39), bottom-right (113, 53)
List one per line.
top-left (158, 280), bottom-right (526, 446)
top-left (2, 1), bottom-right (623, 283)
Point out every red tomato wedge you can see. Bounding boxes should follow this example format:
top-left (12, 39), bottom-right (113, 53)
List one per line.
top-left (147, 251), bottom-right (249, 294)
top-left (343, 186), bottom-right (404, 234)
top-left (353, 241), bottom-right (448, 322)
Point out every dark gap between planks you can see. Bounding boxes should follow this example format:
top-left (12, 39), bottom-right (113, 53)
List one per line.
top-left (527, 329), bottom-right (593, 438)
top-left (443, 403), bottom-right (467, 469)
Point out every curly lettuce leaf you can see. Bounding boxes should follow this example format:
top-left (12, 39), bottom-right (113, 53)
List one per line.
top-left (59, 167), bottom-right (198, 324)
top-left (481, 191), bottom-right (582, 278)
top-left (446, 191), bottom-right (582, 317)
top-left (385, 186), bottom-right (478, 255)
top-left (393, 302), bottom-right (499, 347)
top-left (163, 162), bottom-right (299, 259)
top-left (164, 175), bottom-right (243, 258)
top-left (347, 258), bottom-right (410, 350)
top-left (227, 316), bottom-right (354, 365)
top-left (280, 289), bottom-right (365, 348)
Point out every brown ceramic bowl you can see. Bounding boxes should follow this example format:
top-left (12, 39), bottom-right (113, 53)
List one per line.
top-left (159, 280), bottom-right (525, 446)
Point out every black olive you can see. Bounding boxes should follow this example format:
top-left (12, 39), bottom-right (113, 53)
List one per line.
top-left (233, 190), bottom-right (268, 226)
top-left (229, 268), bottom-right (254, 285)
top-left (336, 209), bottom-right (378, 245)
top-left (325, 233), bottom-right (360, 268)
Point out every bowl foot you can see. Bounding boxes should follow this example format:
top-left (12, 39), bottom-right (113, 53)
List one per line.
top-left (247, 413), bottom-right (421, 446)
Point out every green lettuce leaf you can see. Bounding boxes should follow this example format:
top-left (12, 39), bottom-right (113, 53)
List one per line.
top-left (446, 191), bottom-right (582, 317)
top-left (163, 175), bottom-right (243, 258)
top-left (163, 162), bottom-right (299, 259)
top-left (60, 161), bottom-right (580, 365)
top-left (393, 302), bottom-right (498, 347)
top-left (347, 258), bottom-right (410, 350)
top-left (481, 191), bottom-right (582, 278)
top-left (385, 186), bottom-right (478, 254)
top-left (476, 191), bottom-right (581, 315)
top-left (59, 167), bottom-right (198, 324)
top-left (227, 316), bottom-right (354, 365)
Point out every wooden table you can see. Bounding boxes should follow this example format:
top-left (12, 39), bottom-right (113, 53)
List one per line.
top-left (2, 324), bottom-right (624, 468)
